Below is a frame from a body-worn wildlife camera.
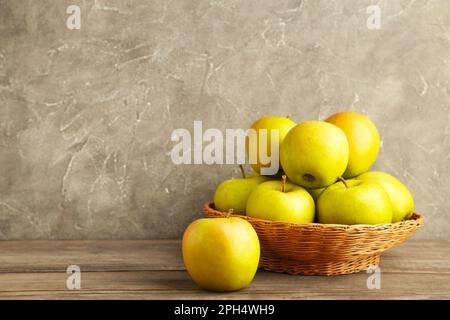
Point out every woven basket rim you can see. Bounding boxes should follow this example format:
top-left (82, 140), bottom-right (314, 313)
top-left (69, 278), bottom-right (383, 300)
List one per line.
top-left (204, 202), bottom-right (424, 231)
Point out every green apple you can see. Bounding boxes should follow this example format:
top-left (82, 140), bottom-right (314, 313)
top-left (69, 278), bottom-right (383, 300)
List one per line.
top-left (246, 176), bottom-right (315, 223)
top-left (246, 116), bottom-right (296, 175)
top-left (280, 121), bottom-right (349, 189)
top-left (214, 169), bottom-right (268, 214)
top-left (183, 217), bottom-right (260, 291)
top-left (357, 171), bottom-right (414, 222)
top-left (317, 178), bottom-right (393, 225)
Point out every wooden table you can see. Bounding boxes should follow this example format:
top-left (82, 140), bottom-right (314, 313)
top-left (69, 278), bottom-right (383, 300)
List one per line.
top-left (0, 240), bottom-right (448, 299)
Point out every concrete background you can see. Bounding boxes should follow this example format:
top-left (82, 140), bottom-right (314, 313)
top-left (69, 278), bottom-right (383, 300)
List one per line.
top-left (0, 0), bottom-right (449, 239)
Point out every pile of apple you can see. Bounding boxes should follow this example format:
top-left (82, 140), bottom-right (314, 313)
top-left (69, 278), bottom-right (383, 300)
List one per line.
top-left (214, 112), bottom-right (414, 225)
top-left (182, 112), bottom-right (414, 292)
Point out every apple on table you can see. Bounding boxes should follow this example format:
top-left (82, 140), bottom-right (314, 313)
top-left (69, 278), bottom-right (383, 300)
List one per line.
top-left (182, 217), bottom-right (260, 291)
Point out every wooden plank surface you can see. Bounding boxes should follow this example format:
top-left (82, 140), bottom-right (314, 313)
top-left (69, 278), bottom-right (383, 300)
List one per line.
top-left (0, 240), bottom-right (449, 299)
top-left (0, 240), bottom-right (184, 272)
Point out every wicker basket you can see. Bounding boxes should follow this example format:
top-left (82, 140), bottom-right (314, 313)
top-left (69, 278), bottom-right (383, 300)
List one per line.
top-left (203, 202), bottom-right (423, 276)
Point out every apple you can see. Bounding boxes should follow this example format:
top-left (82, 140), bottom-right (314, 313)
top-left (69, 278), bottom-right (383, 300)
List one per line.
top-left (357, 171), bottom-right (414, 222)
top-left (317, 178), bottom-right (393, 225)
top-left (280, 121), bottom-right (349, 189)
top-left (246, 116), bottom-right (296, 175)
top-left (214, 167), bottom-right (268, 214)
top-left (325, 111), bottom-right (380, 178)
top-left (246, 176), bottom-right (315, 223)
top-left (182, 217), bottom-right (260, 291)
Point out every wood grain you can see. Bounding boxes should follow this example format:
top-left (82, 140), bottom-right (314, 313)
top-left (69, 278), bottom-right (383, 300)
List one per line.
top-left (0, 240), bottom-right (449, 299)
top-left (0, 240), bottom-right (184, 272)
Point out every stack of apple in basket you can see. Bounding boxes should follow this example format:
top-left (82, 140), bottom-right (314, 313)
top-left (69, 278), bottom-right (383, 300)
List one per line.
top-left (204, 112), bottom-right (423, 276)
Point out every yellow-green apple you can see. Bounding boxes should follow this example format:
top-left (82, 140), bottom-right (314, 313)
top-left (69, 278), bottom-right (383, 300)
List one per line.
top-left (246, 176), bottom-right (315, 223)
top-left (325, 111), bottom-right (380, 178)
top-left (214, 169), bottom-right (268, 214)
top-left (246, 116), bottom-right (296, 175)
top-left (182, 217), bottom-right (260, 291)
top-left (317, 178), bottom-right (393, 225)
top-left (357, 171), bottom-right (414, 222)
top-left (280, 121), bottom-right (349, 188)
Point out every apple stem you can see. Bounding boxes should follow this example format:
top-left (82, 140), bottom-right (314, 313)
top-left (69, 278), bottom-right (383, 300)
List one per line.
top-left (337, 176), bottom-right (348, 188)
top-left (286, 113), bottom-right (292, 119)
top-left (239, 165), bottom-right (246, 179)
top-left (281, 175), bottom-right (287, 192)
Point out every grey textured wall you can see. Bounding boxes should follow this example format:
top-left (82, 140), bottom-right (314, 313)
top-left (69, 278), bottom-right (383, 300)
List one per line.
top-left (0, 0), bottom-right (449, 239)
